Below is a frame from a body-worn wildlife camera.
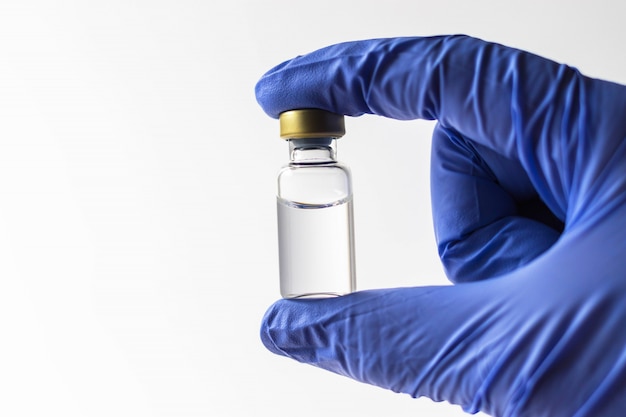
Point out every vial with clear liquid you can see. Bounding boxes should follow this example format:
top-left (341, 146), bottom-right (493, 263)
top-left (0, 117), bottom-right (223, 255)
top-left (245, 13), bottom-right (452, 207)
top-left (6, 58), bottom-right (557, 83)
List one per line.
top-left (276, 109), bottom-right (356, 299)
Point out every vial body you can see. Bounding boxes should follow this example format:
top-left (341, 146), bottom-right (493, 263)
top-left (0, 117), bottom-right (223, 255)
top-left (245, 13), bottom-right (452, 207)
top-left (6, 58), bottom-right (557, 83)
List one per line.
top-left (277, 139), bottom-right (356, 298)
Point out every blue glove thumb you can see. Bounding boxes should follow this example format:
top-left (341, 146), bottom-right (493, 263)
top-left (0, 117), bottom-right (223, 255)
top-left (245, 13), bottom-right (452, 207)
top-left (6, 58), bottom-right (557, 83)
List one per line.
top-left (262, 225), bottom-right (626, 416)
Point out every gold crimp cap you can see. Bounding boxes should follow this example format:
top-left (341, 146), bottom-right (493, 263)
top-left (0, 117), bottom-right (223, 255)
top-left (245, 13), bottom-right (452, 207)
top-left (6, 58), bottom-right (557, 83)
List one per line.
top-left (279, 109), bottom-right (345, 140)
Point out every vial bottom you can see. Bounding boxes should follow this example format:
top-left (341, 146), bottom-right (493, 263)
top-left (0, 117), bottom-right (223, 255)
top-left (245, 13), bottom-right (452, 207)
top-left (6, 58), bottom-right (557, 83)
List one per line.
top-left (277, 197), bottom-right (356, 299)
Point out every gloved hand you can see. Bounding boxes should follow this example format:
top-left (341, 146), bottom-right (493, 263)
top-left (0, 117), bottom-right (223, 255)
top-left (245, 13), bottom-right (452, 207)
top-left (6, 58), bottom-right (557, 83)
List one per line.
top-left (255, 35), bottom-right (626, 416)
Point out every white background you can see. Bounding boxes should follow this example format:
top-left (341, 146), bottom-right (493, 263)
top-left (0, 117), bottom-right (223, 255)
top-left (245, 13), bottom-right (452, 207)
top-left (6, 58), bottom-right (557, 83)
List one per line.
top-left (1, 1), bottom-right (624, 416)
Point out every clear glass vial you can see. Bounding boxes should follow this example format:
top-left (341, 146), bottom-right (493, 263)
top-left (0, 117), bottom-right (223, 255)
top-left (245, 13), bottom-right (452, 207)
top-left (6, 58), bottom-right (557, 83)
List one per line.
top-left (276, 109), bottom-right (356, 299)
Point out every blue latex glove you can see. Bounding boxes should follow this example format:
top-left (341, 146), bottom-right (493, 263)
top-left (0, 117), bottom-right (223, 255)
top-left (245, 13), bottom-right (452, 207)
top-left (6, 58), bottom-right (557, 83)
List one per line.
top-left (255, 35), bottom-right (626, 416)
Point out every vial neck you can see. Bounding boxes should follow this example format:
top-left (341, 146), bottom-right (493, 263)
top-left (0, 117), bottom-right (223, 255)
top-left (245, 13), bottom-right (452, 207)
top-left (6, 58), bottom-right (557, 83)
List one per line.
top-left (289, 138), bottom-right (337, 164)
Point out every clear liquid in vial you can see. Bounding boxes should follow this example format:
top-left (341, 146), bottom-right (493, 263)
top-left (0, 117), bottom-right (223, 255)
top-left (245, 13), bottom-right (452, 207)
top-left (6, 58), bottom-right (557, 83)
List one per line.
top-left (277, 197), bottom-right (355, 298)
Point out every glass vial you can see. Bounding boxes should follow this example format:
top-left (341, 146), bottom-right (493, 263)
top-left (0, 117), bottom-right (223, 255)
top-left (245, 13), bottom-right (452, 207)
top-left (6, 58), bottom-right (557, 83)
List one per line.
top-left (276, 109), bottom-right (356, 299)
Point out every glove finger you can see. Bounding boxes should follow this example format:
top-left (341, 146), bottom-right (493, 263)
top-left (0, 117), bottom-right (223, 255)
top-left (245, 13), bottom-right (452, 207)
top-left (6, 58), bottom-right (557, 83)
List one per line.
top-left (431, 124), bottom-right (563, 283)
top-left (260, 283), bottom-right (549, 416)
top-left (255, 35), bottom-right (626, 229)
top-left (261, 210), bottom-right (626, 416)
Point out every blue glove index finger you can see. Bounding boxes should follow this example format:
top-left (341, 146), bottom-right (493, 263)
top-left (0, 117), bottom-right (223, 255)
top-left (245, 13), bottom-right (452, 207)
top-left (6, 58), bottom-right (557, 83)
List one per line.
top-left (255, 35), bottom-right (626, 231)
